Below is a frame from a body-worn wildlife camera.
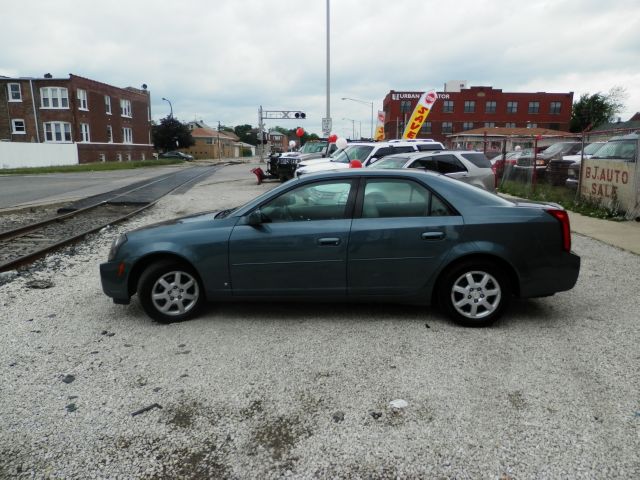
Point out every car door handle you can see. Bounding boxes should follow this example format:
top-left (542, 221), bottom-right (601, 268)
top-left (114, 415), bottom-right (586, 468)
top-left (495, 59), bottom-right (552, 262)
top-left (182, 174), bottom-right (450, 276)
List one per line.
top-left (317, 237), bottom-right (341, 246)
top-left (421, 231), bottom-right (445, 240)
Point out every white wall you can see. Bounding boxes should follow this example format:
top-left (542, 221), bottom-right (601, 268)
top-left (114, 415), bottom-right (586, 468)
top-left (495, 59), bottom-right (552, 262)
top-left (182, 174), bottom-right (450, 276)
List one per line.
top-left (0, 142), bottom-right (79, 169)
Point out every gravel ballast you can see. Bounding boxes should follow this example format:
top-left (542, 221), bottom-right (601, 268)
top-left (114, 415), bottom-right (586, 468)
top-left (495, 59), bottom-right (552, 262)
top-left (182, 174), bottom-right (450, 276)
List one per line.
top-left (1, 162), bottom-right (639, 479)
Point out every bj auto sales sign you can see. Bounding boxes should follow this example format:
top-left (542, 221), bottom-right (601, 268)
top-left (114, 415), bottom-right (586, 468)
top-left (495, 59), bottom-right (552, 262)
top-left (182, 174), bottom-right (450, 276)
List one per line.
top-left (580, 159), bottom-right (638, 213)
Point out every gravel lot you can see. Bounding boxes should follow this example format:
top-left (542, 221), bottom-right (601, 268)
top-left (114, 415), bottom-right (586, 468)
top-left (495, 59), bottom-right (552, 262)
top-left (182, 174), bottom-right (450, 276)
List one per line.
top-left (1, 162), bottom-right (639, 479)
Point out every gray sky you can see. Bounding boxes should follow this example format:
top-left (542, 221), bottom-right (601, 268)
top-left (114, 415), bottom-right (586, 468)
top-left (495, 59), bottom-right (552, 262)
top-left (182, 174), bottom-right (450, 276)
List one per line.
top-left (2, 0), bottom-right (638, 138)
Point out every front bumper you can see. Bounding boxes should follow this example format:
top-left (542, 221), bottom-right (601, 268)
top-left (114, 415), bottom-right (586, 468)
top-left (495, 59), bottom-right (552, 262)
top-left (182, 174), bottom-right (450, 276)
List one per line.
top-left (100, 260), bottom-right (131, 304)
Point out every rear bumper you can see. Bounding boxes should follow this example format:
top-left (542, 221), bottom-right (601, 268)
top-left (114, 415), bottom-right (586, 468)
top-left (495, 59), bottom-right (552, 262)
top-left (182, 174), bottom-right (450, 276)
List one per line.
top-left (519, 251), bottom-right (581, 298)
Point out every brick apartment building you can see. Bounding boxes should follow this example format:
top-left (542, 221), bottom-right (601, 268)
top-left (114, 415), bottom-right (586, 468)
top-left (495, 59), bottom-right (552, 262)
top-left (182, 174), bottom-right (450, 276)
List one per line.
top-left (383, 82), bottom-right (574, 144)
top-left (0, 73), bottom-right (153, 163)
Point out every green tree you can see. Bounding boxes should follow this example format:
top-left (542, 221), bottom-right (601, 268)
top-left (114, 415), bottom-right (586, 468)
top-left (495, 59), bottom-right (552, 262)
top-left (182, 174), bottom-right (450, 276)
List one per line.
top-left (234, 124), bottom-right (258, 145)
top-left (570, 87), bottom-right (627, 132)
top-left (152, 116), bottom-right (195, 151)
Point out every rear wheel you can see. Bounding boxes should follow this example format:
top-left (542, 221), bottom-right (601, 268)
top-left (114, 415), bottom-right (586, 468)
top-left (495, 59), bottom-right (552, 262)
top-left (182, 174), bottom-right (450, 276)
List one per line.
top-left (137, 260), bottom-right (204, 323)
top-left (438, 260), bottom-right (511, 327)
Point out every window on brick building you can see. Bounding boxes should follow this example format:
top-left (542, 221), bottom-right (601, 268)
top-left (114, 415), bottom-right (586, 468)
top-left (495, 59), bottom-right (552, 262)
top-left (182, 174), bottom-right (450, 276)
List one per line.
top-left (464, 101), bottom-right (475, 113)
top-left (421, 121), bottom-right (432, 133)
top-left (442, 122), bottom-right (453, 133)
top-left (105, 95), bottom-right (112, 114)
top-left (44, 121), bottom-right (72, 142)
top-left (8, 83), bottom-right (22, 101)
top-left (41, 87), bottom-right (69, 109)
top-left (120, 99), bottom-right (132, 117)
top-left (11, 119), bottom-right (26, 134)
top-left (550, 101), bottom-right (562, 114)
top-left (528, 101), bottom-right (540, 113)
top-left (443, 100), bottom-right (454, 113)
top-left (123, 127), bottom-right (133, 144)
top-left (400, 100), bottom-right (412, 113)
top-left (80, 123), bottom-right (90, 142)
top-left (485, 101), bottom-right (496, 113)
top-left (484, 122), bottom-right (495, 128)
top-left (505, 122), bottom-right (516, 128)
top-left (463, 122), bottom-right (474, 130)
top-left (107, 125), bottom-right (113, 143)
top-left (506, 101), bottom-right (518, 113)
top-left (77, 89), bottom-right (88, 110)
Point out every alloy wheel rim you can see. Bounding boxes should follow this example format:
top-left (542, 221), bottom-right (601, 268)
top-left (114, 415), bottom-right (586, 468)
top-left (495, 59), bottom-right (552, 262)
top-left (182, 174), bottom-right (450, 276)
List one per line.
top-left (451, 270), bottom-right (501, 320)
top-left (151, 271), bottom-right (199, 316)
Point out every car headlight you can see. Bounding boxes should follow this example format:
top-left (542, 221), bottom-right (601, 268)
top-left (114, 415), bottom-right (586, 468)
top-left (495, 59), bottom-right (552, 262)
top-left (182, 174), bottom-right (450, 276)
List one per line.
top-left (536, 159), bottom-right (546, 166)
top-left (108, 234), bottom-right (128, 261)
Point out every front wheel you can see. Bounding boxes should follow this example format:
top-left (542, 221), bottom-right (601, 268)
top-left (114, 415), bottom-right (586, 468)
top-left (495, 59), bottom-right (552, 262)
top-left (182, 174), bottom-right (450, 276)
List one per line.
top-left (137, 260), bottom-right (204, 323)
top-left (438, 261), bottom-right (511, 327)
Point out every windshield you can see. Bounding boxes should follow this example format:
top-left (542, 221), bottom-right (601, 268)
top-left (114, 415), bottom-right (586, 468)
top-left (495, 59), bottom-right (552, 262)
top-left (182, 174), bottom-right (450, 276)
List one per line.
top-left (331, 145), bottom-right (374, 164)
top-left (300, 142), bottom-right (327, 154)
top-left (582, 142), bottom-right (604, 155)
top-left (591, 140), bottom-right (637, 160)
top-left (542, 143), bottom-right (574, 155)
top-left (369, 155), bottom-right (409, 169)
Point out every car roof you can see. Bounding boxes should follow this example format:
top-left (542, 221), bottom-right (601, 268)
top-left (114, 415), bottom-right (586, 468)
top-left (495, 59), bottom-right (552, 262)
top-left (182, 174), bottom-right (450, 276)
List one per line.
top-left (397, 150), bottom-right (481, 159)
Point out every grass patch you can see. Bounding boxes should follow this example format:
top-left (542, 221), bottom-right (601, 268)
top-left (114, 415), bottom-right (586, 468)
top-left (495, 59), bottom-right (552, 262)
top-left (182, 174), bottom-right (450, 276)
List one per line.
top-left (0, 159), bottom-right (184, 175)
top-left (498, 179), bottom-right (626, 221)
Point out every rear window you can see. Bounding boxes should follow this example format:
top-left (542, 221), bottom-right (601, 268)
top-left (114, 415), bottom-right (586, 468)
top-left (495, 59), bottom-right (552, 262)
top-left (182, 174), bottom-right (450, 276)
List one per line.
top-left (461, 153), bottom-right (491, 168)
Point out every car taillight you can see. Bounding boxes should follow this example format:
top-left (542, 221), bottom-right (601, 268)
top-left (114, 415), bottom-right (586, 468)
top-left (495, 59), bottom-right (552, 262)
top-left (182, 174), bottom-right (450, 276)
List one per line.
top-left (546, 209), bottom-right (571, 252)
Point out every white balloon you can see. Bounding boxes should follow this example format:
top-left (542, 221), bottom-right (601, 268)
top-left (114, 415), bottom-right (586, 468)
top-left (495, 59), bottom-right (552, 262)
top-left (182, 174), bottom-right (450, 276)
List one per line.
top-left (335, 137), bottom-right (348, 150)
top-left (289, 140), bottom-right (296, 148)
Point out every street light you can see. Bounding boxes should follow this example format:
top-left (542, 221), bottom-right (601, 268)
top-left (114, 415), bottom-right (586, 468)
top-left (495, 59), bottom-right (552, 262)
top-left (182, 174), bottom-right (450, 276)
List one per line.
top-left (161, 97), bottom-right (173, 118)
top-left (342, 97), bottom-right (373, 139)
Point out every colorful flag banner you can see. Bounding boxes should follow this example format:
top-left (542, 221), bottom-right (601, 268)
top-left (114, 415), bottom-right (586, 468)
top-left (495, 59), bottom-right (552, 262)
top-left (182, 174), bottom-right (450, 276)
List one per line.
top-left (402, 90), bottom-right (438, 139)
top-left (374, 110), bottom-right (386, 141)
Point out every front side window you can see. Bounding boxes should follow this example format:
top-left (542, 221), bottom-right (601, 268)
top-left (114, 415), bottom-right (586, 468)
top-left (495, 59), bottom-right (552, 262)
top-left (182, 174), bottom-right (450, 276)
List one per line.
top-left (44, 121), bottom-right (72, 142)
top-left (41, 87), bottom-right (69, 109)
top-left (528, 101), bottom-right (540, 113)
top-left (11, 119), bottom-right (26, 134)
top-left (464, 101), bottom-right (475, 113)
top-left (443, 100), bottom-right (454, 113)
top-left (362, 178), bottom-right (451, 218)
top-left (485, 101), bottom-right (496, 113)
top-left (80, 123), bottom-right (90, 142)
top-left (507, 101), bottom-right (518, 113)
top-left (8, 83), bottom-right (22, 101)
top-left (260, 180), bottom-right (353, 223)
top-left (120, 99), bottom-right (132, 117)
top-left (105, 95), bottom-right (112, 114)
top-left (77, 89), bottom-right (88, 110)
top-left (123, 127), bottom-right (133, 144)
top-left (550, 101), bottom-right (561, 114)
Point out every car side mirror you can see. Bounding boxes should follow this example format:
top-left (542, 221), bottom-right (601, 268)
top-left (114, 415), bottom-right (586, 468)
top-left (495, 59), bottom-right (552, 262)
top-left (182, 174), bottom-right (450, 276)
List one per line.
top-left (245, 209), bottom-right (263, 226)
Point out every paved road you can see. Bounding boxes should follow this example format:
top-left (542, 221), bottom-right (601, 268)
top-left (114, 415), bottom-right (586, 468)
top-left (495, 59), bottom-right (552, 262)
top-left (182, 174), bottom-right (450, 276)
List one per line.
top-left (0, 165), bottom-right (191, 210)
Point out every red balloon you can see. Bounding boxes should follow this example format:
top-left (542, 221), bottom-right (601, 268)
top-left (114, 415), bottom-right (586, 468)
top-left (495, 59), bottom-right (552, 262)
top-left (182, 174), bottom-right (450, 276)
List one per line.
top-left (328, 134), bottom-right (337, 143)
top-left (296, 127), bottom-right (304, 137)
top-left (349, 159), bottom-right (362, 169)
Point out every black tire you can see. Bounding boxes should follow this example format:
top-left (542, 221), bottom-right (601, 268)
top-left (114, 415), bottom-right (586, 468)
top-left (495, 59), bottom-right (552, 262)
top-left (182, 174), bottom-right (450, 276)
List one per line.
top-left (137, 260), bottom-right (204, 323)
top-left (438, 260), bottom-right (511, 327)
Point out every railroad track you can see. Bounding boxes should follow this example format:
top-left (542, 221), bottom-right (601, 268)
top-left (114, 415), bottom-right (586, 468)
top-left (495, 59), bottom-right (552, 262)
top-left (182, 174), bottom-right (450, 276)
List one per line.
top-left (0, 165), bottom-right (220, 272)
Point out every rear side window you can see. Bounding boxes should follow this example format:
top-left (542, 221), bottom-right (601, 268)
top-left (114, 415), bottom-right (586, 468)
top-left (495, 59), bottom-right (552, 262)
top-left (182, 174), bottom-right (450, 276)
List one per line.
top-left (433, 155), bottom-right (467, 174)
top-left (461, 152), bottom-right (491, 168)
top-left (361, 179), bottom-right (453, 218)
top-left (392, 146), bottom-right (415, 154)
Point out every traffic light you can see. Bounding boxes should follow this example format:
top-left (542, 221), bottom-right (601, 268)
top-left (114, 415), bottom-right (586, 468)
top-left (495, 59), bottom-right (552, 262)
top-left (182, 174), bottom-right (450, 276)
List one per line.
top-left (295, 112), bottom-right (306, 119)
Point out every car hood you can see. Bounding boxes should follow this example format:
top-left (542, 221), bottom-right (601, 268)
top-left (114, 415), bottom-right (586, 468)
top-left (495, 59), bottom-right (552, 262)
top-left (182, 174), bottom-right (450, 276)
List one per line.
top-left (128, 210), bottom-right (226, 236)
top-left (299, 161), bottom-right (350, 174)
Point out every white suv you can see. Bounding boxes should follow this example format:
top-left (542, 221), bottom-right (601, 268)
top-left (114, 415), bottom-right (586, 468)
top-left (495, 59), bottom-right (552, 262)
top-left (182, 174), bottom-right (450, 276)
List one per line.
top-left (295, 140), bottom-right (445, 177)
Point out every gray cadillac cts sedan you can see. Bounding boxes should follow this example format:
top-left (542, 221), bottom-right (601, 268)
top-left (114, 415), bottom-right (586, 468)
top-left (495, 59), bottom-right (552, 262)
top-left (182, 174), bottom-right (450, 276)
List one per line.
top-left (100, 169), bottom-right (580, 327)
